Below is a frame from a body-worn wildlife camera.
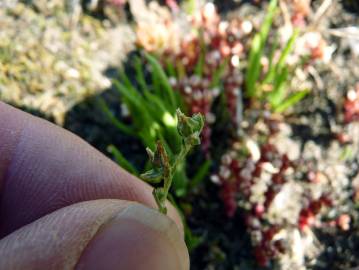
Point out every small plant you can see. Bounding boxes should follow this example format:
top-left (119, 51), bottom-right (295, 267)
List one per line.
top-left (100, 53), bottom-right (180, 152)
top-left (135, 2), bottom-right (251, 153)
top-left (100, 52), bottom-right (209, 197)
top-left (141, 109), bottom-right (204, 214)
top-left (245, 0), bottom-right (308, 112)
top-left (212, 139), bottom-right (336, 268)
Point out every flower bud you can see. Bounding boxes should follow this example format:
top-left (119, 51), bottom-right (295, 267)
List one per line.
top-left (176, 109), bottom-right (204, 138)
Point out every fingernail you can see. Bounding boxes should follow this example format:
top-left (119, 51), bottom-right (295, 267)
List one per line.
top-left (76, 203), bottom-right (189, 270)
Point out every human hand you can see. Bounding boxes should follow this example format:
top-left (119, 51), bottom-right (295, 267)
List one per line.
top-left (0, 102), bottom-right (189, 270)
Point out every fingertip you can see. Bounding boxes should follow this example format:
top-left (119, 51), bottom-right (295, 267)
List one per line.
top-left (76, 203), bottom-right (189, 270)
top-left (0, 102), bottom-right (185, 236)
top-left (0, 200), bottom-right (189, 270)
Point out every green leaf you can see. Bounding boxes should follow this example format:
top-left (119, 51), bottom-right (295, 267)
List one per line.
top-left (185, 225), bottom-right (204, 251)
top-left (245, 0), bottom-right (278, 98)
top-left (263, 35), bottom-right (279, 84)
top-left (274, 89), bottom-right (309, 112)
top-left (113, 80), bottom-right (153, 129)
top-left (172, 165), bottom-right (189, 197)
top-left (194, 53), bottom-right (205, 78)
top-left (176, 61), bottom-right (186, 80)
top-left (276, 29), bottom-right (299, 72)
top-left (143, 91), bottom-right (174, 125)
top-left (139, 132), bottom-right (156, 151)
top-left (113, 80), bottom-right (142, 109)
top-left (164, 127), bottom-right (182, 153)
top-left (166, 59), bottom-right (177, 77)
top-left (133, 56), bottom-right (148, 92)
top-left (245, 35), bottom-right (262, 97)
top-left (97, 98), bottom-right (136, 136)
top-left (150, 60), bottom-right (161, 96)
top-left (264, 28), bottom-right (298, 111)
top-left (141, 168), bottom-right (164, 183)
top-left (267, 67), bottom-right (289, 107)
top-left (190, 159), bottom-right (212, 189)
top-left (118, 69), bottom-right (136, 92)
top-left (145, 53), bottom-right (177, 111)
top-left (146, 147), bottom-right (155, 163)
top-left (194, 30), bottom-right (206, 77)
top-left (107, 145), bottom-right (139, 175)
top-left (259, 0), bottom-right (278, 45)
top-left (210, 59), bottom-right (228, 88)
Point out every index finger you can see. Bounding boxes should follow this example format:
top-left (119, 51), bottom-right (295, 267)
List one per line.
top-left (0, 102), bottom-right (182, 236)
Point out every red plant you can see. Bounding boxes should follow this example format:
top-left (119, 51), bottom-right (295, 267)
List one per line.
top-left (214, 143), bottom-right (290, 218)
top-left (162, 4), bottom-right (248, 154)
top-left (212, 137), bottom-right (340, 266)
top-left (291, 0), bottom-right (311, 27)
top-left (344, 83), bottom-right (359, 123)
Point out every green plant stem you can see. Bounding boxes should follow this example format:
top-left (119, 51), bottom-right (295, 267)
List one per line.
top-left (163, 142), bottom-right (191, 204)
top-left (142, 109), bottom-right (204, 214)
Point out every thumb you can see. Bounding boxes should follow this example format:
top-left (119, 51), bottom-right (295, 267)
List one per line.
top-left (0, 200), bottom-right (189, 270)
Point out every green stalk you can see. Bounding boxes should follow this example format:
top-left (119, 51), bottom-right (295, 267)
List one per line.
top-left (141, 109), bottom-right (204, 214)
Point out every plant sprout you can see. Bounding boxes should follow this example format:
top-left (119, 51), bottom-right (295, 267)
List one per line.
top-left (141, 109), bottom-right (204, 214)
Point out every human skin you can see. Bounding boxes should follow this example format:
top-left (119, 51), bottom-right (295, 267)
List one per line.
top-left (0, 101), bottom-right (189, 270)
